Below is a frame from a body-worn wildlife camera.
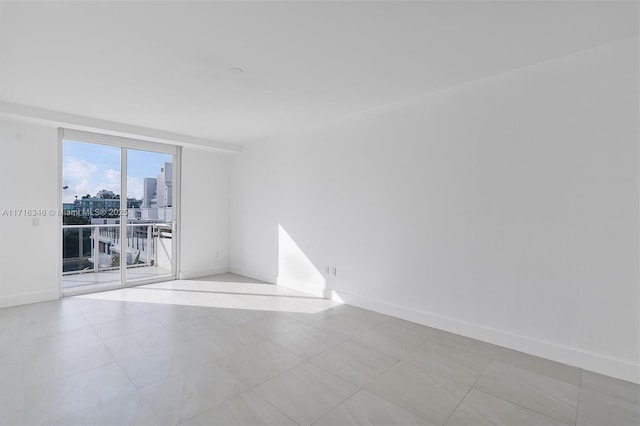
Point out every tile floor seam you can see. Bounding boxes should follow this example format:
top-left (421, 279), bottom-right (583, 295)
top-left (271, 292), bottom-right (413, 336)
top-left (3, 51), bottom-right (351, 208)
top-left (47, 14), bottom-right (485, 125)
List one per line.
top-left (307, 356), bottom-right (359, 388)
top-left (315, 325), bottom-right (369, 350)
top-left (41, 361), bottom-right (130, 425)
top-left (111, 358), bottom-right (160, 418)
top-left (306, 344), bottom-right (392, 390)
top-left (364, 362), bottom-right (457, 426)
top-left (401, 344), bottom-right (494, 390)
top-left (575, 385), bottom-right (640, 426)
top-left (265, 325), bottom-right (346, 361)
top-left (470, 374), bottom-right (578, 425)
top-left (365, 350), bottom-right (405, 382)
top-left (137, 384), bottom-right (169, 426)
top-left (147, 310), bottom-right (172, 330)
top-left (177, 389), bottom-right (303, 426)
top-left (307, 390), bottom-right (364, 426)
top-left (490, 367), bottom-right (577, 419)
top-left (72, 296), bottom-right (129, 377)
top-left (338, 324), bottom-right (478, 424)
top-left (403, 336), bottom-right (431, 358)
top-left (139, 358), bottom-right (249, 426)
top-left (421, 328), bottom-right (444, 346)
top-left (489, 358), bottom-right (583, 393)
top-left (223, 360), bottom-right (303, 390)
top-left (0, 345), bottom-right (110, 399)
top-left (442, 386), bottom-right (474, 425)
top-left (359, 358), bottom-right (408, 405)
top-left (487, 342), bottom-right (501, 363)
top-left (255, 392), bottom-right (304, 426)
top-left (216, 340), bottom-right (307, 389)
top-left (376, 389), bottom-right (436, 426)
top-left (574, 369), bottom-right (583, 426)
top-left (305, 390), bottom-right (398, 426)
top-left (340, 325), bottom-right (417, 359)
top-left (441, 353), bottom-right (491, 426)
top-left (39, 375), bottom-right (76, 425)
top-left (319, 374), bottom-right (363, 424)
top-left (54, 298), bottom-right (126, 387)
top-left (309, 330), bottom-right (476, 425)
top-left (473, 387), bottom-right (576, 425)
top-left (251, 362), bottom-right (362, 426)
top-left (222, 354), bottom-right (297, 391)
top-left (396, 328), bottom-right (441, 358)
top-left (70, 297), bottom-right (165, 414)
top-left (58, 386), bottom-right (152, 426)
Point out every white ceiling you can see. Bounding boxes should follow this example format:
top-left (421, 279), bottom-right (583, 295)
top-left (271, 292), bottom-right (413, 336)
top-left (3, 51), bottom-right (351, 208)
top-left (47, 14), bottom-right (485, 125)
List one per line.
top-left (0, 1), bottom-right (637, 145)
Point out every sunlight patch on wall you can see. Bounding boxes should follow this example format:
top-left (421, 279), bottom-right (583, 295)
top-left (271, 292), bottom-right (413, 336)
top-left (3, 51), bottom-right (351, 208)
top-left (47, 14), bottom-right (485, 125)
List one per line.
top-left (277, 224), bottom-right (326, 297)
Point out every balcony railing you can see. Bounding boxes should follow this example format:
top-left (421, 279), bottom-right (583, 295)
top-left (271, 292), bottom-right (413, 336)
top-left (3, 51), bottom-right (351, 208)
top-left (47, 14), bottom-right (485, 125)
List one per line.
top-left (62, 223), bottom-right (172, 275)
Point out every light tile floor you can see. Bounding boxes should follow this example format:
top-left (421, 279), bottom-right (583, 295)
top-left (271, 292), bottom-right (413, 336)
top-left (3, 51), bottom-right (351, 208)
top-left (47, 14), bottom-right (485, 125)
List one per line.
top-left (0, 273), bottom-right (638, 426)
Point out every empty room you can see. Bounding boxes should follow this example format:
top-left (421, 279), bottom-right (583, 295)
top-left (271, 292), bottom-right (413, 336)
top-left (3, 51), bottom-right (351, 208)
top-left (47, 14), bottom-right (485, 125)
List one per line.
top-left (0, 1), bottom-right (638, 425)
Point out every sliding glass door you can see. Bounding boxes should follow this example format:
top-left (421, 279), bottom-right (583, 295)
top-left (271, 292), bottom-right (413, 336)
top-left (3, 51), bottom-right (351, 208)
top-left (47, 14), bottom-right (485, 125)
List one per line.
top-left (60, 130), bottom-right (179, 294)
top-left (125, 149), bottom-right (175, 284)
top-left (61, 141), bottom-right (122, 290)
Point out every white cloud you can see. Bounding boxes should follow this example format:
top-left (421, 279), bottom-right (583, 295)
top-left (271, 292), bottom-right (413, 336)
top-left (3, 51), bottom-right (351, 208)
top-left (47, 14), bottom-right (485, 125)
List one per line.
top-left (103, 169), bottom-right (144, 199)
top-left (63, 157), bottom-right (98, 203)
top-left (127, 177), bottom-right (143, 200)
top-left (62, 158), bottom-right (145, 203)
top-left (104, 168), bottom-right (120, 183)
top-left (102, 168), bottom-right (121, 194)
top-left (64, 157), bottom-right (97, 179)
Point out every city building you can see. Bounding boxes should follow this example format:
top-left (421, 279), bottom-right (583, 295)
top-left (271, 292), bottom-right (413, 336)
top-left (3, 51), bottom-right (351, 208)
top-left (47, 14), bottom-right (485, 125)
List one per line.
top-left (65, 196), bottom-right (142, 220)
top-left (142, 163), bottom-right (172, 208)
top-left (132, 162), bottom-right (173, 222)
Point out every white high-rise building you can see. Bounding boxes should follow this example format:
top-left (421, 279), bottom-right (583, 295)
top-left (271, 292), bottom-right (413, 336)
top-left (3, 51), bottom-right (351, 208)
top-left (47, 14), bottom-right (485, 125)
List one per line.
top-left (141, 178), bottom-right (157, 209)
top-left (142, 162), bottom-right (172, 208)
top-left (156, 162), bottom-right (172, 208)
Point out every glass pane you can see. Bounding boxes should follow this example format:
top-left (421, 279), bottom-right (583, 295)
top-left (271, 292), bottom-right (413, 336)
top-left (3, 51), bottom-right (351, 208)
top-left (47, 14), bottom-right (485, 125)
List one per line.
top-left (61, 140), bottom-right (121, 290)
top-left (125, 149), bottom-right (174, 283)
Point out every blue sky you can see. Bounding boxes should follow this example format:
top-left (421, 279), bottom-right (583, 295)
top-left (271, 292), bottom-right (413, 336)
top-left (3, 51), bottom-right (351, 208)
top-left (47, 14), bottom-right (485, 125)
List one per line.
top-left (62, 140), bottom-right (172, 203)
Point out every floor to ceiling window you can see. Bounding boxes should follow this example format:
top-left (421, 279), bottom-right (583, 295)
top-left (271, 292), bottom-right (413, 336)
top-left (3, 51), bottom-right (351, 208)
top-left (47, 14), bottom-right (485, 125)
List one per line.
top-left (60, 129), bottom-right (179, 295)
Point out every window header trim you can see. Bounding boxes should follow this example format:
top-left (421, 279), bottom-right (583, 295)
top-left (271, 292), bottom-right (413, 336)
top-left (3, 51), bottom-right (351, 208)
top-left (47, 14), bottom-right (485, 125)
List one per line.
top-left (61, 128), bottom-right (178, 155)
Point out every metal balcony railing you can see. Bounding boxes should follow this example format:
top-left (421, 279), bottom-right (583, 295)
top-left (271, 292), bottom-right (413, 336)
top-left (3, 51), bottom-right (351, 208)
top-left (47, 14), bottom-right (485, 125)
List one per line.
top-left (62, 223), bottom-right (172, 275)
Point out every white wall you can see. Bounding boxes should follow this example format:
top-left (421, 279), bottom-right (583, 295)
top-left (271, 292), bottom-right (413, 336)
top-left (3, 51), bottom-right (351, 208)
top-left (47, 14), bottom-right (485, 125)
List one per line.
top-left (230, 38), bottom-right (640, 382)
top-left (179, 147), bottom-right (231, 279)
top-left (0, 119), bottom-right (60, 307)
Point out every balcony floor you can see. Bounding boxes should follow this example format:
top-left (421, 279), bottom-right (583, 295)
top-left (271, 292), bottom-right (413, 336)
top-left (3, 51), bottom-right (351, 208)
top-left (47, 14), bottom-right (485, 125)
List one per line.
top-left (62, 265), bottom-right (172, 289)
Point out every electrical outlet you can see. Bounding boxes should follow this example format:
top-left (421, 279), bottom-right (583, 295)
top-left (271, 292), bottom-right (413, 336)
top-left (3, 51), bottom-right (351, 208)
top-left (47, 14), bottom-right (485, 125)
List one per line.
top-left (325, 266), bottom-right (330, 275)
top-left (331, 266), bottom-right (337, 276)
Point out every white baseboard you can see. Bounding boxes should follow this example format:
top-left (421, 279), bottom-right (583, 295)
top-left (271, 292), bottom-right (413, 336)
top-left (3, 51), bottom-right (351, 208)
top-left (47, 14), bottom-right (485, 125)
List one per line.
top-left (179, 265), bottom-right (230, 280)
top-left (0, 289), bottom-right (60, 308)
top-left (334, 290), bottom-right (640, 385)
top-left (229, 266), bottom-right (277, 284)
